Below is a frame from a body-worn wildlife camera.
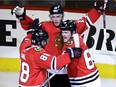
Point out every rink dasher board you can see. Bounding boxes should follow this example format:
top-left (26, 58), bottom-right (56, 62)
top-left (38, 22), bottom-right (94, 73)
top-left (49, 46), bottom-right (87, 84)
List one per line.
top-left (0, 7), bottom-right (116, 78)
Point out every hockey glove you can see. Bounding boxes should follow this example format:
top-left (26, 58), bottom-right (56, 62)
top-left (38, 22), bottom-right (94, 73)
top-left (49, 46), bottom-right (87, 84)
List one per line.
top-left (30, 18), bottom-right (40, 29)
top-left (65, 47), bottom-right (82, 60)
top-left (27, 18), bottom-right (41, 34)
top-left (94, 1), bottom-right (108, 12)
top-left (11, 6), bottom-right (26, 20)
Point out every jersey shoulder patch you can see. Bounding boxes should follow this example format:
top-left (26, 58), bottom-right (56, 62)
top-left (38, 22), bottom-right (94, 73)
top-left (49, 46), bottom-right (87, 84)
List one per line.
top-left (66, 40), bottom-right (74, 46)
top-left (34, 47), bottom-right (42, 52)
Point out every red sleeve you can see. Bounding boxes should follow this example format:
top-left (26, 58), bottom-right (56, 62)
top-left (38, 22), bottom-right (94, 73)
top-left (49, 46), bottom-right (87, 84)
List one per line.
top-left (87, 8), bottom-right (101, 24)
top-left (75, 8), bottom-right (101, 34)
top-left (56, 53), bottom-right (71, 69)
top-left (20, 15), bottom-right (33, 30)
top-left (26, 48), bottom-right (71, 70)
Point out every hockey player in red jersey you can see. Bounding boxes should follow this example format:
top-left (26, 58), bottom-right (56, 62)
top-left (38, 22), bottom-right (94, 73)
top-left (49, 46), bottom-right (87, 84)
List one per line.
top-left (12, 1), bottom-right (105, 87)
top-left (19, 26), bottom-right (83, 87)
top-left (61, 20), bottom-right (101, 87)
top-left (11, 1), bottom-right (105, 56)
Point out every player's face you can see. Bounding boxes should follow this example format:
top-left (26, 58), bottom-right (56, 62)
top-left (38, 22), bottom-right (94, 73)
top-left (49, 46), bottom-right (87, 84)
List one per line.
top-left (50, 14), bottom-right (63, 27)
top-left (62, 30), bottom-right (71, 43)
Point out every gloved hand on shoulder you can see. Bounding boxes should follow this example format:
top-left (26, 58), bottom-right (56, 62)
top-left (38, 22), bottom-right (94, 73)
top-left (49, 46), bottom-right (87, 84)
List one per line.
top-left (30, 18), bottom-right (40, 29)
top-left (27, 18), bottom-right (41, 34)
top-left (64, 47), bottom-right (82, 60)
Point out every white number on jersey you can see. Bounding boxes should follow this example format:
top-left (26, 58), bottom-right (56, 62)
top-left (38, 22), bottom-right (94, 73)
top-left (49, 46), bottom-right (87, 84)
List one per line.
top-left (84, 49), bottom-right (94, 70)
top-left (20, 62), bottom-right (30, 83)
top-left (40, 53), bottom-right (50, 61)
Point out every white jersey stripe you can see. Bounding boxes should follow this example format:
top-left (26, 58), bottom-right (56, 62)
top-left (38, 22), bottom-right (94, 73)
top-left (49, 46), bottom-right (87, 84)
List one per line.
top-left (73, 33), bottom-right (80, 48)
top-left (69, 70), bottom-right (99, 85)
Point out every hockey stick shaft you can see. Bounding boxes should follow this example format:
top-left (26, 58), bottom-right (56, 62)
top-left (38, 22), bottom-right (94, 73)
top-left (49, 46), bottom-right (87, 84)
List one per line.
top-left (39, 68), bottom-right (63, 87)
top-left (103, 0), bottom-right (108, 43)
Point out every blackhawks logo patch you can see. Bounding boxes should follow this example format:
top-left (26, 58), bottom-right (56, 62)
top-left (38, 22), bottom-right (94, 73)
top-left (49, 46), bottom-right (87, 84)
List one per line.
top-left (66, 40), bottom-right (73, 46)
top-left (55, 33), bottom-right (63, 50)
top-left (34, 47), bottom-right (42, 52)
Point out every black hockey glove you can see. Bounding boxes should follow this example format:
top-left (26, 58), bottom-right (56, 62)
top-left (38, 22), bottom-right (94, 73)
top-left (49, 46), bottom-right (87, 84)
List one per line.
top-left (94, 1), bottom-right (108, 12)
top-left (65, 47), bottom-right (82, 60)
top-left (11, 6), bottom-right (26, 20)
top-left (27, 18), bottom-right (41, 34)
top-left (30, 18), bottom-right (40, 29)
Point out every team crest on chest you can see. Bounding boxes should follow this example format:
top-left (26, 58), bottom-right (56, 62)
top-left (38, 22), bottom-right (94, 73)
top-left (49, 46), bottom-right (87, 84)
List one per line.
top-left (34, 47), bottom-right (42, 52)
top-left (66, 40), bottom-right (73, 46)
top-left (55, 33), bottom-right (63, 50)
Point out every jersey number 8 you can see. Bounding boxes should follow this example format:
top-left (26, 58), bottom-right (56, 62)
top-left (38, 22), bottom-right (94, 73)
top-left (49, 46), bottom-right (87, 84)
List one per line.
top-left (20, 62), bottom-right (30, 83)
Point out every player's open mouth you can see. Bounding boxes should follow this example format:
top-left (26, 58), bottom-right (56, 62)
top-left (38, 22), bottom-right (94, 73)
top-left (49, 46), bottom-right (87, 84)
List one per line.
top-left (63, 37), bottom-right (67, 40)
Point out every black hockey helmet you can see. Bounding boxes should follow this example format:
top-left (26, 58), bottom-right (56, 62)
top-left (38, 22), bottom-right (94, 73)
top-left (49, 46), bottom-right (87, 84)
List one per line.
top-left (61, 20), bottom-right (76, 32)
top-left (31, 29), bottom-right (48, 47)
top-left (49, 4), bottom-right (64, 15)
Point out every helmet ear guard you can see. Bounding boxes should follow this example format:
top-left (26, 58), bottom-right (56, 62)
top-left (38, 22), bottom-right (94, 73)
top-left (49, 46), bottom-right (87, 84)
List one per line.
top-left (49, 4), bottom-right (64, 15)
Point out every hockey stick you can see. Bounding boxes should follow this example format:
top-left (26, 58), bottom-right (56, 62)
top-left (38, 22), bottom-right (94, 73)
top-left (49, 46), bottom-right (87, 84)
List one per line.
top-left (103, 0), bottom-right (108, 43)
top-left (39, 67), bottom-right (64, 87)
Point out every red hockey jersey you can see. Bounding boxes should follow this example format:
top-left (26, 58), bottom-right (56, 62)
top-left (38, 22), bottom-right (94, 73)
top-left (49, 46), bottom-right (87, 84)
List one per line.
top-left (19, 34), bottom-right (71, 86)
top-left (19, 8), bottom-right (101, 56)
top-left (62, 34), bottom-right (100, 86)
